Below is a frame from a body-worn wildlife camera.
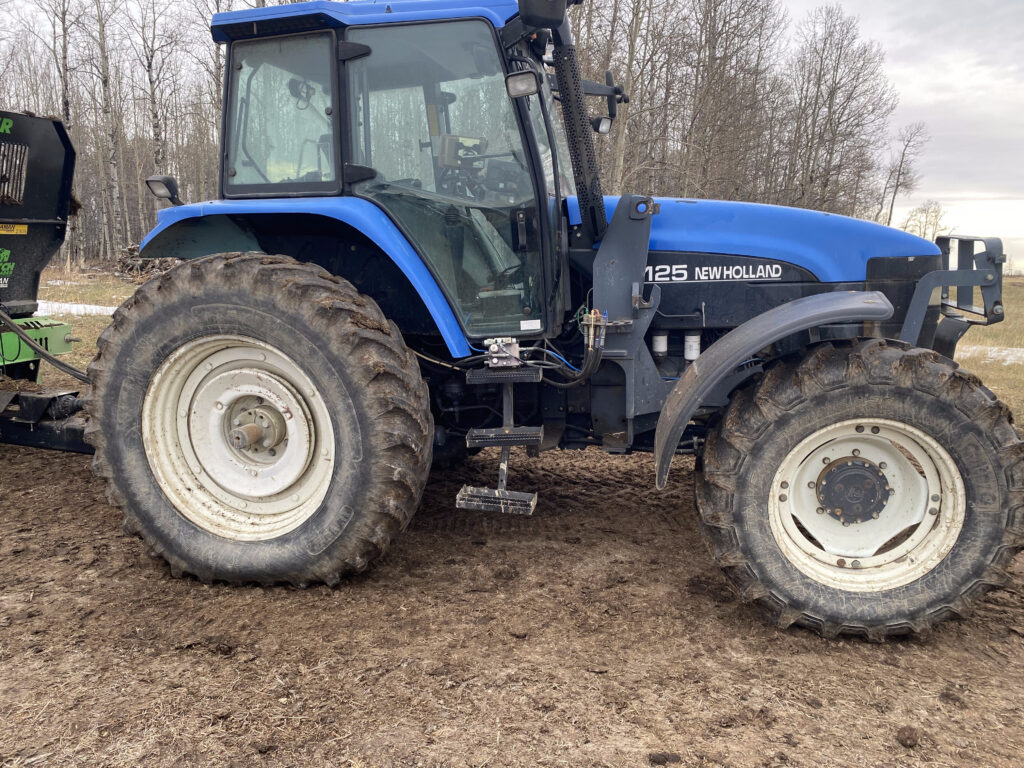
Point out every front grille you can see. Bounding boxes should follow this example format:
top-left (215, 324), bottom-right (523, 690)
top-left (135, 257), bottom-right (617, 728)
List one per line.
top-left (0, 141), bottom-right (28, 206)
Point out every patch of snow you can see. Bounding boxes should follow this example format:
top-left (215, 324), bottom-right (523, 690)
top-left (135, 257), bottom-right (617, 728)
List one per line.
top-left (45, 280), bottom-right (83, 286)
top-left (958, 345), bottom-right (1024, 365)
top-left (35, 300), bottom-right (117, 317)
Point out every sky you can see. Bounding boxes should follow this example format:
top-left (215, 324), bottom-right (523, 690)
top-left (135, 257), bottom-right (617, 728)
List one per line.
top-left (781, 0), bottom-right (1024, 270)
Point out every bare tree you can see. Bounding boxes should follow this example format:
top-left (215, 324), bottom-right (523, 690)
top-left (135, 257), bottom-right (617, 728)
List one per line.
top-left (782, 4), bottom-right (897, 215)
top-left (879, 121), bottom-right (928, 225)
top-left (901, 199), bottom-right (949, 241)
top-left (125, 0), bottom-right (180, 176)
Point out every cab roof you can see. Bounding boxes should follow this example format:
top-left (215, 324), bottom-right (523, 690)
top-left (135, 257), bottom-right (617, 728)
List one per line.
top-left (211, 0), bottom-right (520, 43)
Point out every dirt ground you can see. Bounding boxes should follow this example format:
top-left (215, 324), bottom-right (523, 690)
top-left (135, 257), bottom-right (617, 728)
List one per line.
top-left (3, 444), bottom-right (1024, 767)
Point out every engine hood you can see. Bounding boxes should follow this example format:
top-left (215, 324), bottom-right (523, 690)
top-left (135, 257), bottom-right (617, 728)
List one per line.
top-left (567, 196), bottom-right (940, 283)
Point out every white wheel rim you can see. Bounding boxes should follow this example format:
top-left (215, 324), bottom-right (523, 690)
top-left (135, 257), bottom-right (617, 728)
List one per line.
top-left (142, 335), bottom-right (335, 541)
top-left (768, 418), bottom-right (965, 591)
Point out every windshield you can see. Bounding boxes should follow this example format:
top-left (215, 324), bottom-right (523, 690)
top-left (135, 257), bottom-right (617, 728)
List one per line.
top-left (348, 21), bottom-right (545, 337)
top-left (225, 32), bottom-right (337, 193)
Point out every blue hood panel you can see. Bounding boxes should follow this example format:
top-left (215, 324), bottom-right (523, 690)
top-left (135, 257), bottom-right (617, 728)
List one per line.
top-left (569, 197), bottom-right (940, 283)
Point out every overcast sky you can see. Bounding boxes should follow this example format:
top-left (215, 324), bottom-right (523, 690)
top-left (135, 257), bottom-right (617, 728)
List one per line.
top-left (782, 0), bottom-right (1024, 267)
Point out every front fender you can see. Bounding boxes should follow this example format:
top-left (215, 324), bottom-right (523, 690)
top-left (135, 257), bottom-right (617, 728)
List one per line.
top-left (140, 197), bottom-right (471, 358)
top-left (653, 291), bottom-right (894, 489)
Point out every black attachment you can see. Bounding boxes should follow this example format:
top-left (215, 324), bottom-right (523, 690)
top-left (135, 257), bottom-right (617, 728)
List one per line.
top-left (0, 388), bottom-right (91, 453)
top-left (899, 235), bottom-right (1004, 350)
top-left (145, 175), bottom-right (184, 206)
top-left (0, 111), bottom-right (76, 318)
top-left (343, 163), bottom-right (377, 185)
top-left (337, 41), bottom-right (371, 61)
top-left (466, 366), bottom-right (543, 384)
top-left (550, 22), bottom-right (606, 244)
top-left (466, 426), bottom-right (544, 448)
top-left (518, 0), bottom-right (568, 30)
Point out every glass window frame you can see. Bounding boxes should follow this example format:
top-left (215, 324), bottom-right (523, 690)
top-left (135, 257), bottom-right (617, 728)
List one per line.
top-left (220, 29), bottom-right (343, 199)
top-left (340, 18), bottom-right (560, 341)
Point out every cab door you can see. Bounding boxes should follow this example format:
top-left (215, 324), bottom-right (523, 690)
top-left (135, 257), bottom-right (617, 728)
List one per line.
top-left (345, 20), bottom-right (547, 338)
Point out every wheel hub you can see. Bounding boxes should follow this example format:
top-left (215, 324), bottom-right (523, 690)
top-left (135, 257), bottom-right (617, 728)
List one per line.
top-left (816, 457), bottom-right (892, 525)
top-left (227, 402), bottom-right (288, 454)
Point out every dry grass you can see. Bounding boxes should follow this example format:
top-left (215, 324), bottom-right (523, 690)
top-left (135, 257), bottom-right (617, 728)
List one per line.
top-left (958, 277), bottom-right (1024, 349)
top-left (954, 276), bottom-right (1024, 417)
top-left (36, 265), bottom-right (135, 307)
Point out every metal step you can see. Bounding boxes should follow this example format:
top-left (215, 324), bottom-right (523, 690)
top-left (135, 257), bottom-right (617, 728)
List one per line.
top-left (466, 426), bottom-right (544, 448)
top-left (465, 366), bottom-right (543, 385)
top-left (456, 485), bottom-right (537, 516)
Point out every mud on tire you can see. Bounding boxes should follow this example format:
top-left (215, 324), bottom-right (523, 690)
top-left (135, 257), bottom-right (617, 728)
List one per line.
top-left (85, 252), bottom-right (432, 585)
top-left (696, 339), bottom-right (1024, 639)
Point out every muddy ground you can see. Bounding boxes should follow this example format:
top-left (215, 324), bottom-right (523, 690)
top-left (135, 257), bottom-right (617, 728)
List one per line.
top-left (3, 445), bottom-right (1024, 767)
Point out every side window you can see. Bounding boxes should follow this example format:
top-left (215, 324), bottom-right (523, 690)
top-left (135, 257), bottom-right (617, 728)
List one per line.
top-left (225, 32), bottom-right (337, 193)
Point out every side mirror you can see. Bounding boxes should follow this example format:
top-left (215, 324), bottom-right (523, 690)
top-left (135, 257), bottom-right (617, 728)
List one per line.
top-left (518, 0), bottom-right (567, 29)
top-left (145, 175), bottom-right (184, 207)
top-left (505, 70), bottom-right (541, 99)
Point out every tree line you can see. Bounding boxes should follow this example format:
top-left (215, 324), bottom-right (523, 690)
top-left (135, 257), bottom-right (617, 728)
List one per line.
top-left (0, 0), bottom-right (934, 264)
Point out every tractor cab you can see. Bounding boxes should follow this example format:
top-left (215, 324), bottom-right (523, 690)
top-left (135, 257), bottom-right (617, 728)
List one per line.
top-left (218, 1), bottom-right (579, 339)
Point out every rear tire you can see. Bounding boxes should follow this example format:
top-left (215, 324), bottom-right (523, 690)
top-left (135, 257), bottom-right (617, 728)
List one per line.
top-left (85, 252), bottom-right (432, 585)
top-left (696, 339), bottom-right (1024, 639)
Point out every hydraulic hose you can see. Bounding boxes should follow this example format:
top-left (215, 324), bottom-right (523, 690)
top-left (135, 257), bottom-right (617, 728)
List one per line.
top-left (542, 309), bottom-right (606, 388)
top-left (0, 306), bottom-right (90, 383)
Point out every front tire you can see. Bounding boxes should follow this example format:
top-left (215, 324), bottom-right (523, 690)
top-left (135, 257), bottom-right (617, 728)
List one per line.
top-left (86, 253), bottom-right (432, 585)
top-left (696, 340), bottom-right (1024, 639)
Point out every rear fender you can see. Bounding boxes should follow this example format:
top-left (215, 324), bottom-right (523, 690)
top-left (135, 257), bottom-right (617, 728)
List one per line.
top-left (653, 291), bottom-right (894, 489)
top-left (139, 198), bottom-right (471, 358)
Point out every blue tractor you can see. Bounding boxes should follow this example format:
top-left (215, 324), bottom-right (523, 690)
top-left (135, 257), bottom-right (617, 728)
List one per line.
top-left (79, 0), bottom-right (1019, 638)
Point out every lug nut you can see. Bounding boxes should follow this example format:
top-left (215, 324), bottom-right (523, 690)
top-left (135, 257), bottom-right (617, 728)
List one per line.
top-left (781, 481), bottom-right (789, 489)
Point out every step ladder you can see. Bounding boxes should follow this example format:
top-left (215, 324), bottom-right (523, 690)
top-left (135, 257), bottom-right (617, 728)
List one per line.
top-left (456, 365), bottom-right (543, 516)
